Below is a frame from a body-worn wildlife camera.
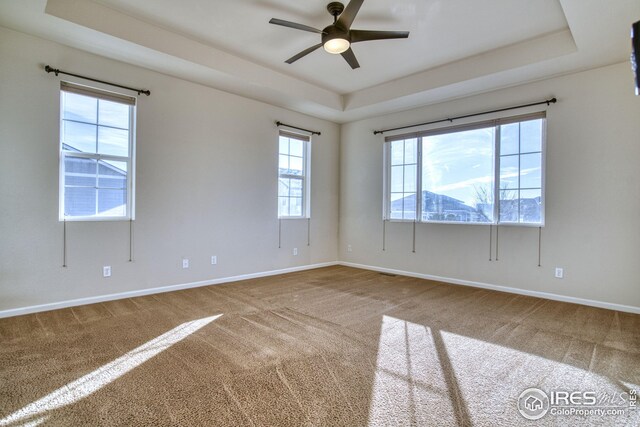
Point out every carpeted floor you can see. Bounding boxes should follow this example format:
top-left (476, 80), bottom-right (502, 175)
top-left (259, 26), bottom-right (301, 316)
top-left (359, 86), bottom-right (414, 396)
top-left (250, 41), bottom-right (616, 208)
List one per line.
top-left (0, 266), bottom-right (638, 426)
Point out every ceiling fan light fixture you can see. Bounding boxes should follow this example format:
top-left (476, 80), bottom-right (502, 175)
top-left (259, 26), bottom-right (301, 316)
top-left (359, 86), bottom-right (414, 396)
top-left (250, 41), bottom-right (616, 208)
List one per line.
top-left (323, 37), bottom-right (350, 54)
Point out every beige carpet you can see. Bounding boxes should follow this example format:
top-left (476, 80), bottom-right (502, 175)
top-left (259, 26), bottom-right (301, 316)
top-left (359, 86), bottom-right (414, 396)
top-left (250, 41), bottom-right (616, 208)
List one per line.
top-left (0, 266), bottom-right (638, 426)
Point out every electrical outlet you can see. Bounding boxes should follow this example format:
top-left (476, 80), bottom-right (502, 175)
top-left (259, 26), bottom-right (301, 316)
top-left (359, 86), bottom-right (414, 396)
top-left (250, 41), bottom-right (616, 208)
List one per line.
top-left (211, 255), bottom-right (217, 265)
top-left (182, 258), bottom-right (189, 269)
top-left (293, 248), bottom-right (298, 256)
top-left (103, 266), bottom-right (111, 278)
top-left (555, 267), bottom-right (564, 279)
top-left (347, 245), bottom-right (352, 252)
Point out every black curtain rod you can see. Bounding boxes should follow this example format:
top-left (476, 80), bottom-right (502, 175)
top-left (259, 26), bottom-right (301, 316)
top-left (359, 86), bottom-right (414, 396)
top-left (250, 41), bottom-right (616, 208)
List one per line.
top-left (45, 65), bottom-right (151, 96)
top-left (373, 97), bottom-right (557, 135)
top-left (276, 121), bottom-right (321, 136)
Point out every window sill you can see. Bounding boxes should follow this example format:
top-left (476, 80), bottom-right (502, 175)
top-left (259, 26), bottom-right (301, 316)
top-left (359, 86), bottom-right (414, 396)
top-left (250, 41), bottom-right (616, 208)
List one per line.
top-left (384, 219), bottom-right (544, 227)
top-left (59, 216), bottom-right (133, 222)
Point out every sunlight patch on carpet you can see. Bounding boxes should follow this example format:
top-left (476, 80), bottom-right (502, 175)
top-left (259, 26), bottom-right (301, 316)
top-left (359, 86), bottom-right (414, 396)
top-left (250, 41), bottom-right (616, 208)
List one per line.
top-left (367, 315), bottom-right (457, 426)
top-left (0, 314), bottom-right (223, 426)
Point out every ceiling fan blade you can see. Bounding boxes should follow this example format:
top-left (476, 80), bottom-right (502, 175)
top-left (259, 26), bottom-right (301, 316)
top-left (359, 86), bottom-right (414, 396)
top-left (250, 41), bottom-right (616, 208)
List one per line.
top-left (285, 43), bottom-right (323, 64)
top-left (269, 18), bottom-right (323, 34)
top-left (336, 0), bottom-right (364, 30)
top-left (341, 48), bottom-right (360, 69)
top-left (350, 30), bottom-right (410, 43)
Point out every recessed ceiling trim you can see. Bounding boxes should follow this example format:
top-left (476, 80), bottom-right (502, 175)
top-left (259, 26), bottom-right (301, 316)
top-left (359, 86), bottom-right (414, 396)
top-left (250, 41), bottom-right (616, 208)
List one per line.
top-left (44, 0), bottom-right (344, 112)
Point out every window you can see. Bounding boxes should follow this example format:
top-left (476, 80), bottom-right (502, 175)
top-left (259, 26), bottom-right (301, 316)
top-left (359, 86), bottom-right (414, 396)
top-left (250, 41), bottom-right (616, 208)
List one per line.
top-left (59, 82), bottom-right (135, 220)
top-left (278, 131), bottom-right (310, 218)
top-left (384, 113), bottom-right (545, 225)
top-left (388, 138), bottom-right (418, 220)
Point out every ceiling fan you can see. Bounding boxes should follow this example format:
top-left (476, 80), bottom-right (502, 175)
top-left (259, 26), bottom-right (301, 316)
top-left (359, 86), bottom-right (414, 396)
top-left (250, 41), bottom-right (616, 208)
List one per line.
top-left (269, 0), bottom-right (409, 69)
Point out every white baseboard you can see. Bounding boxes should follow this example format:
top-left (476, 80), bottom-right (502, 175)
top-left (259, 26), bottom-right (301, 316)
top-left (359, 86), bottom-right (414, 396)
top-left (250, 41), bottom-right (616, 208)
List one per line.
top-left (0, 262), bottom-right (339, 319)
top-left (339, 261), bottom-right (640, 315)
top-left (3, 260), bottom-right (638, 318)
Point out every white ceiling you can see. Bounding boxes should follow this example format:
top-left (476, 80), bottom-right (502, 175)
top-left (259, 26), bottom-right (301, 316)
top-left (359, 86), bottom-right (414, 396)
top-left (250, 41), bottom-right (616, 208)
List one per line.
top-left (0, 0), bottom-right (639, 123)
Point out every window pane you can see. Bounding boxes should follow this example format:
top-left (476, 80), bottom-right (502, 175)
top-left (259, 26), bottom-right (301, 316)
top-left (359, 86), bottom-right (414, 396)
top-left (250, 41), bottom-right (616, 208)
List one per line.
top-left (99, 160), bottom-right (128, 175)
top-left (290, 178), bottom-right (303, 197)
top-left (389, 193), bottom-right (404, 219)
top-left (291, 197), bottom-right (303, 217)
top-left (97, 189), bottom-right (126, 216)
top-left (279, 137), bottom-right (289, 155)
top-left (402, 193), bottom-right (416, 220)
top-left (422, 127), bottom-right (494, 223)
top-left (98, 127), bottom-right (129, 157)
top-left (289, 156), bottom-right (303, 175)
top-left (289, 139), bottom-right (303, 157)
top-left (499, 155), bottom-right (519, 189)
top-left (391, 141), bottom-right (404, 165)
top-left (278, 178), bottom-right (289, 197)
top-left (63, 92), bottom-right (97, 123)
top-left (66, 174), bottom-right (95, 187)
top-left (278, 197), bottom-right (289, 217)
top-left (390, 166), bottom-right (403, 193)
top-left (98, 177), bottom-right (125, 189)
top-left (64, 187), bottom-right (96, 217)
top-left (63, 121), bottom-right (96, 153)
top-left (65, 156), bottom-right (97, 175)
top-left (500, 123), bottom-right (519, 155)
top-left (520, 119), bottom-right (542, 153)
top-left (278, 155), bottom-right (289, 174)
top-left (98, 100), bottom-right (129, 129)
top-left (520, 153), bottom-right (541, 188)
top-left (474, 186), bottom-right (494, 223)
top-left (519, 189), bottom-right (542, 223)
top-left (404, 138), bottom-right (417, 164)
top-left (499, 189), bottom-right (519, 223)
top-left (404, 164), bottom-right (416, 193)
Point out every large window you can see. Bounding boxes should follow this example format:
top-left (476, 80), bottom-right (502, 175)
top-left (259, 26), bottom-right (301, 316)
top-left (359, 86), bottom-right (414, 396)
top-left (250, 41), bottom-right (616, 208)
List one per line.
top-left (384, 113), bottom-right (545, 225)
top-left (59, 82), bottom-right (135, 220)
top-left (278, 131), bottom-right (310, 218)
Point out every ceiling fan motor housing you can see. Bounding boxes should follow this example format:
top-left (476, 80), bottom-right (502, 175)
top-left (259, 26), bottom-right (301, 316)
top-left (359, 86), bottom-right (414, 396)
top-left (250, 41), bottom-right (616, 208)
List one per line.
top-left (322, 24), bottom-right (350, 45)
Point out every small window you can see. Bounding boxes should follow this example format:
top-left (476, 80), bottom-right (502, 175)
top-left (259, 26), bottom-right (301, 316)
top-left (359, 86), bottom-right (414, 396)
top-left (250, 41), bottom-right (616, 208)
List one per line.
top-left (388, 137), bottom-right (418, 220)
top-left (498, 118), bottom-right (544, 224)
top-left (278, 131), bottom-right (310, 218)
top-left (59, 82), bottom-right (135, 220)
top-left (384, 113), bottom-right (545, 225)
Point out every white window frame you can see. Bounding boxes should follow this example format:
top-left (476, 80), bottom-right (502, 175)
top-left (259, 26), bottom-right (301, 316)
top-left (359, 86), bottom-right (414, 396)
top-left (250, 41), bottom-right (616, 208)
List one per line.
top-left (383, 112), bottom-right (546, 227)
top-left (277, 130), bottom-right (311, 219)
top-left (58, 82), bottom-right (136, 221)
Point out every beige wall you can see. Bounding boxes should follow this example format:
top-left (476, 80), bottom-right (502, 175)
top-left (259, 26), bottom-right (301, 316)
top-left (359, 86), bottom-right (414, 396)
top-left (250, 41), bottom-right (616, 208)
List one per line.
top-left (0, 27), bottom-right (340, 312)
top-left (2, 25), bottom-right (639, 315)
top-left (339, 62), bottom-right (640, 309)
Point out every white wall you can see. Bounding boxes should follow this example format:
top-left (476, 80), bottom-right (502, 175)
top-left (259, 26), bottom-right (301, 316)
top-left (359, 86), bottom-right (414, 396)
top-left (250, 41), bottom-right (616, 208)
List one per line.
top-left (340, 62), bottom-right (640, 309)
top-left (0, 27), bottom-right (340, 313)
top-left (2, 25), bottom-right (639, 316)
